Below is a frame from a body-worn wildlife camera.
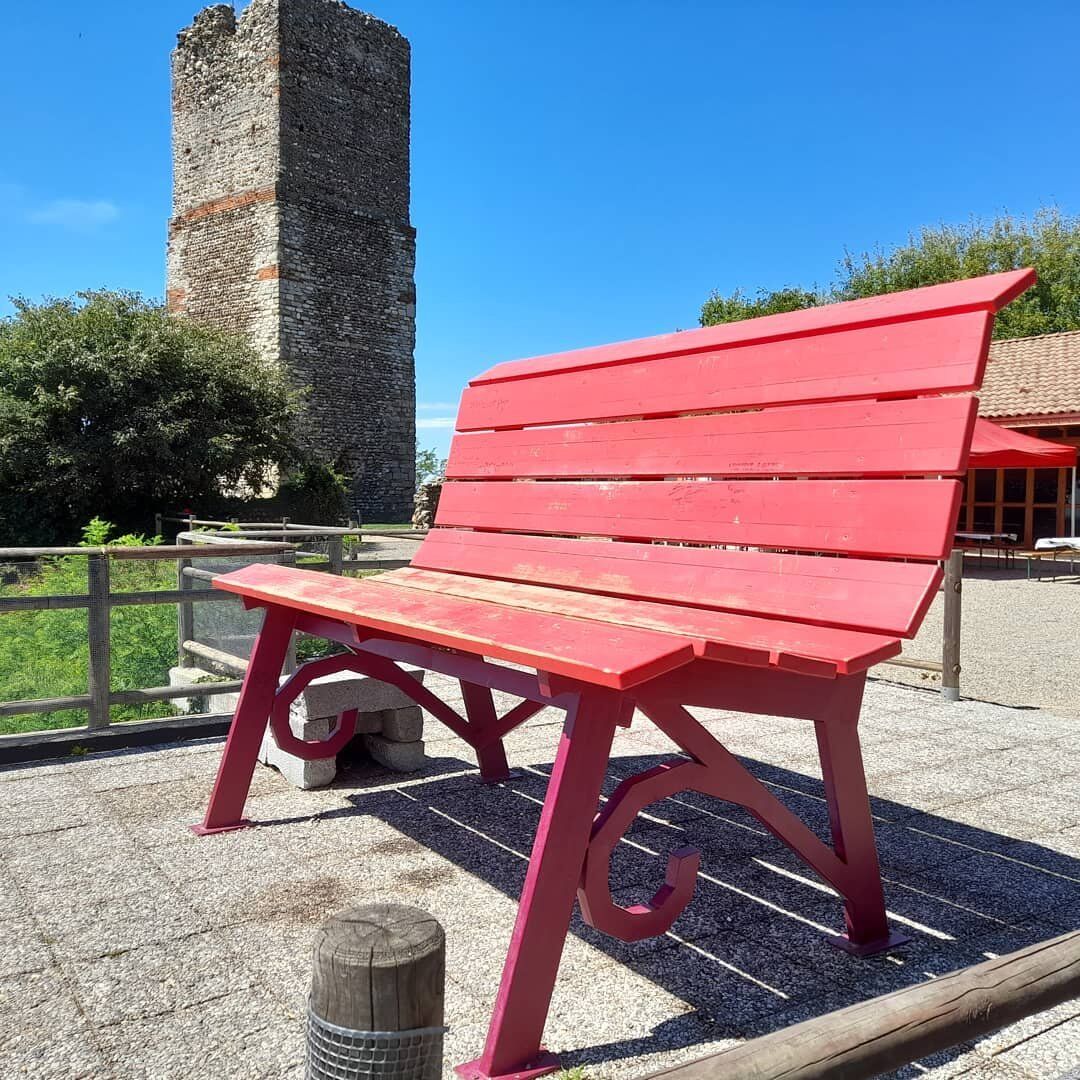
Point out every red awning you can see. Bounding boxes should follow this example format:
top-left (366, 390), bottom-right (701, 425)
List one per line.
top-left (969, 418), bottom-right (1077, 469)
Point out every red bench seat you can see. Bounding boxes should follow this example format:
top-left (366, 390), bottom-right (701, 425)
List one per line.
top-left (216, 561), bottom-right (903, 686)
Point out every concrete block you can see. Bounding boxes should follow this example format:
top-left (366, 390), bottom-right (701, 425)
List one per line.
top-left (364, 735), bottom-right (427, 773)
top-left (167, 666), bottom-right (238, 714)
top-left (379, 705), bottom-right (424, 743)
top-left (169, 661), bottom-right (428, 789)
top-left (261, 741), bottom-right (338, 790)
top-left (259, 713), bottom-right (338, 790)
top-left (284, 665), bottom-right (424, 718)
top-left (352, 708), bottom-right (384, 735)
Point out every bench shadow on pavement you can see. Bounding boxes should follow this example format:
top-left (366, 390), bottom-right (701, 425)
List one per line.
top-left (297, 747), bottom-right (1080, 1078)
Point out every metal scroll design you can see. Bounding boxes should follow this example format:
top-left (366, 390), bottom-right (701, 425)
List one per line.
top-left (578, 696), bottom-right (860, 944)
top-left (269, 654), bottom-right (369, 760)
top-left (577, 760), bottom-right (707, 942)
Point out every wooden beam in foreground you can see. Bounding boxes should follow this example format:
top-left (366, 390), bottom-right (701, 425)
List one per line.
top-left (643, 930), bottom-right (1080, 1080)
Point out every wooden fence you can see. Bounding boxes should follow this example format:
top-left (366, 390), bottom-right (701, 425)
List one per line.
top-left (879, 548), bottom-right (964, 702)
top-left (0, 535), bottom-right (965, 762)
top-left (0, 526), bottom-right (416, 762)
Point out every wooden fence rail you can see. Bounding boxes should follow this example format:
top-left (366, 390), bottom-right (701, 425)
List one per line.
top-left (0, 532), bottom-right (415, 760)
top-left (0, 541), bottom-right (291, 725)
top-left (644, 930), bottom-right (1080, 1080)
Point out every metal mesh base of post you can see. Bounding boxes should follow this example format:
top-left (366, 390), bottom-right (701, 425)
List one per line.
top-left (307, 1008), bottom-right (445, 1080)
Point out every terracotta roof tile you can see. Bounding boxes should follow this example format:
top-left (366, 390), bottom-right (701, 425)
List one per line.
top-left (980, 329), bottom-right (1080, 421)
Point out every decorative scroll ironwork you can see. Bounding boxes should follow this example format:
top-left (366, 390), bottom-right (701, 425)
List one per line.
top-left (578, 761), bottom-right (703, 941)
top-left (270, 654), bottom-right (366, 760)
top-left (578, 694), bottom-right (908, 954)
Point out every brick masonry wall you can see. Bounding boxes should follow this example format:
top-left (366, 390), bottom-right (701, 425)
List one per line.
top-left (167, 0), bottom-right (416, 521)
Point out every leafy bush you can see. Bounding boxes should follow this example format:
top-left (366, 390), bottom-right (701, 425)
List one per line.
top-left (416, 441), bottom-right (446, 485)
top-left (277, 459), bottom-right (350, 523)
top-left (0, 291), bottom-right (301, 546)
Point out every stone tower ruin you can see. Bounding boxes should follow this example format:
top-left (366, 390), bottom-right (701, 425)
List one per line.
top-left (167, 0), bottom-right (416, 521)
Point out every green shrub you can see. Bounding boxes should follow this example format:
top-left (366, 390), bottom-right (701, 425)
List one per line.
top-left (0, 291), bottom-right (301, 546)
top-left (702, 207), bottom-right (1080, 341)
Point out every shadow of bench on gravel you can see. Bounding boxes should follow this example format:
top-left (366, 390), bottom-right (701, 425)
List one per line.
top-left (325, 747), bottom-right (1080, 1078)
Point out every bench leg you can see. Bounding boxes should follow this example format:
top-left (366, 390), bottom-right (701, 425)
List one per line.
top-left (461, 681), bottom-right (512, 783)
top-left (192, 607), bottom-right (295, 836)
top-left (816, 712), bottom-right (907, 956)
top-left (456, 687), bottom-right (623, 1080)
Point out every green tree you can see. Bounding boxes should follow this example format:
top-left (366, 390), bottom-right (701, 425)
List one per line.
top-left (416, 441), bottom-right (446, 485)
top-left (0, 291), bottom-right (301, 545)
top-left (701, 208), bottom-right (1080, 341)
top-left (700, 285), bottom-right (822, 326)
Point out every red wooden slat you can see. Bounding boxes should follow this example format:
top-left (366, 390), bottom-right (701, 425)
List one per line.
top-left (411, 530), bottom-right (941, 637)
top-left (446, 397), bottom-right (977, 480)
top-left (473, 269), bottom-right (1035, 385)
top-left (383, 568), bottom-right (901, 676)
top-left (434, 478), bottom-right (962, 560)
top-left (457, 311), bottom-right (993, 431)
top-left (213, 563), bottom-right (696, 690)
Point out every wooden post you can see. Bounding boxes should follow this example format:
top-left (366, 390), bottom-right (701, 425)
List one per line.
top-left (309, 904), bottom-right (445, 1079)
top-left (643, 930), bottom-right (1080, 1080)
top-left (154, 512), bottom-right (163, 539)
top-left (328, 537), bottom-right (344, 576)
top-left (942, 548), bottom-right (962, 702)
top-left (86, 552), bottom-right (111, 730)
top-left (177, 536), bottom-right (195, 669)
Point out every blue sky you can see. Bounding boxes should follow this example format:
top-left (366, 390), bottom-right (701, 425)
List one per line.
top-left (2, 1), bottom-right (1078, 460)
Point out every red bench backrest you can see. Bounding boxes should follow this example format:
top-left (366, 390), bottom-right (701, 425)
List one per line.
top-left (413, 270), bottom-right (1034, 640)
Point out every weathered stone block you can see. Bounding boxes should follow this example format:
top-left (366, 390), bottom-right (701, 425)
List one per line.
top-left (286, 666), bottom-right (423, 721)
top-left (166, 665), bottom-right (212, 715)
top-left (364, 734), bottom-right (427, 774)
top-left (379, 705), bottom-right (424, 743)
top-left (260, 714), bottom-right (338, 790)
top-left (168, 661), bottom-right (427, 789)
top-left (167, 665), bottom-right (242, 714)
top-left (412, 480), bottom-right (442, 530)
top-left (260, 664), bottom-right (426, 787)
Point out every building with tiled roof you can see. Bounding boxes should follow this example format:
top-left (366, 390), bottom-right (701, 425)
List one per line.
top-left (962, 329), bottom-right (1079, 545)
top-left (981, 329), bottom-right (1080, 427)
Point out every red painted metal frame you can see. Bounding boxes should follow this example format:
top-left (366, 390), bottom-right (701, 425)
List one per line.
top-left (576, 672), bottom-right (908, 956)
top-left (194, 613), bottom-right (905, 1077)
top-left (191, 273), bottom-right (1035, 1073)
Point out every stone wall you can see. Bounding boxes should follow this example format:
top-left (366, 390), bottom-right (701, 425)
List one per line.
top-left (411, 479), bottom-right (442, 530)
top-left (167, 0), bottom-right (416, 521)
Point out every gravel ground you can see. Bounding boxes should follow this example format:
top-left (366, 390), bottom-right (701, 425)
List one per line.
top-left (2, 676), bottom-right (1078, 1079)
top-left (878, 561), bottom-right (1080, 716)
top-left (350, 532), bottom-right (424, 567)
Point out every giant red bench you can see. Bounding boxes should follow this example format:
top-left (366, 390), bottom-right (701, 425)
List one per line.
top-left (196, 268), bottom-right (1034, 1080)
